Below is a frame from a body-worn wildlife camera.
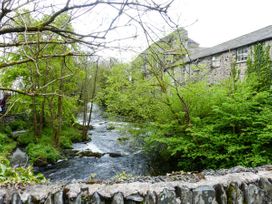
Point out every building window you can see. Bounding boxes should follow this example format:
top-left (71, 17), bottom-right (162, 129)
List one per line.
top-left (212, 56), bottom-right (220, 68)
top-left (236, 47), bottom-right (248, 62)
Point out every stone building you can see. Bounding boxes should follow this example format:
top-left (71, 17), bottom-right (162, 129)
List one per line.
top-left (136, 28), bottom-right (206, 78)
top-left (180, 25), bottom-right (272, 83)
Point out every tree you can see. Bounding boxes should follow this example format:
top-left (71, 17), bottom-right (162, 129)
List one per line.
top-left (0, 12), bottom-right (81, 147)
top-left (0, 0), bottom-right (176, 146)
top-left (0, 0), bottom-right (176, 115)
top-left (247, 43), bottom-right (272, 90)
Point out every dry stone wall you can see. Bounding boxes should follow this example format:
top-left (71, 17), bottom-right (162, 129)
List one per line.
top-left (0, 167), bottom-right (271, 204)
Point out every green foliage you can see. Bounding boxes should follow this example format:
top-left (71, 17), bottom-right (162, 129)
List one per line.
top-left (0, 158), bottom-right (46, 185)
top-left (17, 131), bottom-right (36, 146)
top-left (60, 127), bottom-right (82, 149)
top-left (0, 133), bottom-right (16, 157)
top-left (15, 126), bottom-right (82, 165)
top-left (26, 144), bottom-right (60, 166)
top-left (113, 171), bottom-right (133, 182)
top-left (0, 123), bottom-right (12, 136)
top-left (144, 75), bottom-right (272, 171)
top-left (8, 120), bottom-right (28, 131)
top-left (17, 126), bottom-right (80, 163)
top-left (97, 63), bottom-right (160, 122)
top-left (0, 11), bottom-right (83, 148)
top-left (98, 52), bottom-right (272, 172)
top-left (247, 43), bottom-right (272, 90)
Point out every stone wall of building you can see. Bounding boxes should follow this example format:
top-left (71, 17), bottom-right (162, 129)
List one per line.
top-left (0, 166), bottom-right (271, 204)
top-left (184, 39), bottom-right (272, 84)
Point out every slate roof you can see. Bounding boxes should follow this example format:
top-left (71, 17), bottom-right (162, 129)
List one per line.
top-left (189, 25), bottom-right (272, 61)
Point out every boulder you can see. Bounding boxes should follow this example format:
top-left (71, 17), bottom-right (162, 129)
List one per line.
top-left (11, 130), bottom-right (27, 140)
top-left (10, 148), bottom-right (28, 167)
top-left (76, 150), bottom-right (104, 158)
top-left (108, 152), bottom-right (123, 158)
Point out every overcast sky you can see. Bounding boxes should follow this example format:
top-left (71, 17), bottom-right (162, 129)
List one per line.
top-left (73, 0), bottom-right (272, 61)
top-left (171, 0), bottom-right (272, 47)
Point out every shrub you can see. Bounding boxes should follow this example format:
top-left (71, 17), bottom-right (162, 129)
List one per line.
top-left (26, 144), bottom-right (60, 166)
top-left (144, 78), bottom-right (272, 171)
top-left (8, 120), bottom-right (28, 131)
top-left (60, 127), bottom-right (82, 149)
top-left (0, 133), bottom-right (16, 157)
top-left (0, 157), bottom-right (46, 185)
top-left (0, 124), bottom-right (12, 136)
top-left (62, 127), bottom-right (82, 142)
top-left (17, 132), bottom-right (36, 146)
top-left (60, 136), bottom-right (73, 149)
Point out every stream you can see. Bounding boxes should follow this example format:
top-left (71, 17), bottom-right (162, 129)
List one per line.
top-left (40, 105), bottom-right (149, 181)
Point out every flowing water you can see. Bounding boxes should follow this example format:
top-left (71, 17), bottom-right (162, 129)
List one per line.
top-left (40, 105), bottom-right (149, 181)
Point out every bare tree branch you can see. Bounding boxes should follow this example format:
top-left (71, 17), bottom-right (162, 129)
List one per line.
top-left (0, 52), bottom-right (94, 69)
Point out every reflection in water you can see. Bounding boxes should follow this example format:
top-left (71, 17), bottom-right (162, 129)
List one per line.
top-left (41, 104), bottom-right (149, 181)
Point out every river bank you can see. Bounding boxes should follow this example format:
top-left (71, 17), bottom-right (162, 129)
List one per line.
top-left (38, 105), bottom-right (149, 181)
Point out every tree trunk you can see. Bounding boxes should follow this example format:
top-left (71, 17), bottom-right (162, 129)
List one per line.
top-left (53, 57), bottom-right (65, 147)
top-left (83, 59), bottom-right (99, 140)
top-left (32, 95), bottom-right (39, 141)
top-left (38, 96), bottom-right (46, 136)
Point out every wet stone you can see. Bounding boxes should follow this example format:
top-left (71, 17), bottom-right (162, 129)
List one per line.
top-left (259, 177), bottom-right (272, 196)
top-left (144, 191), bottom-right (157, 204)
top-left (126, 194), bottom-right (144, 203)
top-left (11, 193), bottom-right (22, 204)
top-left (112, 192), bottom-right (124, 204)
top-left (91, 192), bottom-right (104, 204)
top-left (192, 185), bottom-right (216, 204)
top-left (69, 194), bottom-right (82, 204)
top-left (243, 184), bottom-right (266, 204)
top-left (214, 184), bottom-right (227, 204)
top-left (20, 192), bottom-right (30, 204)
top-left (0, 190), bottom-right (5, 204)
top-left (44, 194), bottom-right (53, 204)
top-left (226, 182), bottom-right (244, 204)
top-left (158, 188), bottom-right (177, 204)
top-left (53, 191), bottom-right (64, 204)
top-left (175, 186), bottom-right (193, 204)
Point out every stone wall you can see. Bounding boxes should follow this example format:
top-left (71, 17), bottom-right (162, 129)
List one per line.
top-left (184, 39), bottom-right (272, 84)
top-left (0, 167), bottom-right (271, 204)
